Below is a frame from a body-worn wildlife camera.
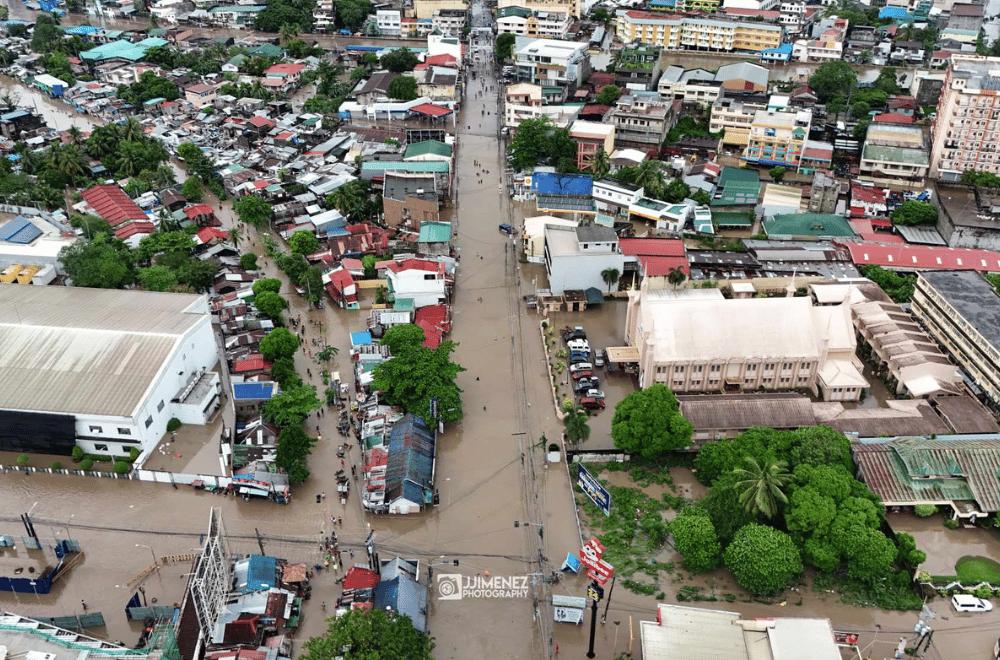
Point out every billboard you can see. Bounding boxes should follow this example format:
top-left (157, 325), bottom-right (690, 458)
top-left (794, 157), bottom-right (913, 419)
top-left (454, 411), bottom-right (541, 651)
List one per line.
top-left (577, 464), bottom-right (611, 516)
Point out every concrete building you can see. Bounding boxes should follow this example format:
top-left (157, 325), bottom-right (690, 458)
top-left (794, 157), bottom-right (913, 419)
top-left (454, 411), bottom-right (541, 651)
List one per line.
top-left (543, 225), bottom-right (626, 295)
top-left (497, 7), bottom-right (571, 38)
top-left (522, 215), bottom-right (579, 263)
top-left (413, 0), bottom-right (465, 19)
top-left (498, 0), bottom-right (581, 19)
top-left (792, 17), bottom-right (847, 62)
top-left (383, 258), bottom-right (451, 308)
top-left (622, 280), bottom-right (866, 400)
top-left (912, 270), bottom-right (1000, 407)
top-left (185, 82), bottom-right (217, 109)
top-left (613, 46), bottom-right (662, 92)
top-left (930, 56), bottom-right (1000, 181)
top-left (809, 170), bottom-right (839, 214)
top-left (382, 172), bottom-right (439, 229)
top-left (742, 108), bottom-right (811, 170)
top-left (593, 179), bottom-right (645, 222)
top-left (859, 122), bottom-right (930, 186)
top-left (611, 92), bottom-right (673, 151)
top-left (0, 287), bottom-right (221, 458)
top-left (376, 9), bottom-right (402, 36)
top-left (710, 96), bottom-right (766, 147)
top-left (0, 214), bottom-right (76, 285)
top-left (569, 120), bottom-right (615, 170)
top-left (614, 10), bottom-right (784, 54)
top-left (432, 8), bottom-right (467, 36)
top-left (513, 36), bottom-right (590, 89)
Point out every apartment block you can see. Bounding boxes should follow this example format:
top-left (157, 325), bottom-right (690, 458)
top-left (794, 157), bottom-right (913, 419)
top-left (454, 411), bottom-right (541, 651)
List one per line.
top-left (497, 7), bottom-right (572, 38)
top-left (611, 92), bottom-right (674, 151)
top-left (498, 0), bottom-right (581, 19)
top-left (615, 10), bottom-right (784, 54)
top-left (513, 36), bottom-right (590, 89)
top-left (742, 108), bottom-right (811, 170)
top-left (859, 122), bottom-right (930, 186)
top-left (912, 270), bottom-right (1000, 407)
top-left (711, 96), bottom-right (767, 147)
top-left (930, 55), bottom-right (1000, 181)
top-left (614, 46), bottom-right (662, 92)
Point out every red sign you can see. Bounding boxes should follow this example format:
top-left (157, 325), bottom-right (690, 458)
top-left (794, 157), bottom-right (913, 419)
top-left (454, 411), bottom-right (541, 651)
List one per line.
top-left (579, 538), bottom-right (615, 586)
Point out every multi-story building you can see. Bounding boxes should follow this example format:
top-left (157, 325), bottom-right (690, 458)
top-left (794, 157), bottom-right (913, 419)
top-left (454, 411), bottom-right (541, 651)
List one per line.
top-left (859, 122), bottom-right (930, 186)
top-left (513, 36), bottom-right (590, 89)
top-left (504, 81), bottom-right (582, 128)
top-left (376, 10), bottom-right (402, 36)
top-left (432, 8), bottom-right (467, 36)
top-left (912, 270), bottom-right (1000, 408)
top-left (742, 108), bottom-right (811, 170)
top-left (613, 46), bottom-right (662, 92)
top-left (710, 95), bottom-right (767, 148)
top-left (413, 0), bottom-right (465, 20)
top-left (622, 281), bottom-right (865, 400)
top-left (569, 120), bottom-right (615, 170)
top-left (929, 55), bottom-right (1000, 181)
top-left (792, 17), bottom-right (847, 62)
top-left (661, 61), bottom-right (769, 103)
top-left (808, 170), bottom-right (838, 214)
top-left (722, 0), bottom-right (779, 9)
top-left (497, 7), bottom-right (571, 38)
top-left (498, 0), bottom-right (581, 19)
top-left (610, 92), bottom-right (674, 151)
top-left (779, 1), bottom-right (808, 35)
top-left (206, 5), bottom-right (265, 27)
top-left (544, 225), bottom-right (627, 295)
top-left (313, 0), bottom-right (334, 31)
top-left (615, 10), bottom-right (784, 54)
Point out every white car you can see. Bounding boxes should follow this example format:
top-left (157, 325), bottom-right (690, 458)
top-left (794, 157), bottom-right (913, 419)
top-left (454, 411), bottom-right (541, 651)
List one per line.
top-left (569, 362), bottom-right (593, 373)
top-left (952, 594), bottom-right (993, 613)
top-left (567, 339), bottom-right (590, 353)
top-left (585, 389), bottom-right (605, 400)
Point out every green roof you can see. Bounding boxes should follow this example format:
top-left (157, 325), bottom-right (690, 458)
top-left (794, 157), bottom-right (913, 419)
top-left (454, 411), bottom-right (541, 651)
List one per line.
top-left (418, 221), bottom-right (452, 243)
top-left (361, 161), bottom-right (449, 173)
top-left (80, 37), bottom-right (168, 62)
top-left (209, 4), bottom-right (265, 11)
top-left (711, 167), bottom-right (760, 207)
top-left (148, 28), bottom-right (168, 36)
top-left (497, 5), bottom-right (531, 17)
top-left (861, 144), bottom-right (929, 166)
top-left (393, 297), bottom-right (415, 311)
top-left (712, 211), bottom-right (753, 227)
top-left (763, 213), bottom-right (855, 238)
top-left (250, 44), bottom-right (284, 58)
top-left (404, 140), bottom-right (452, 159)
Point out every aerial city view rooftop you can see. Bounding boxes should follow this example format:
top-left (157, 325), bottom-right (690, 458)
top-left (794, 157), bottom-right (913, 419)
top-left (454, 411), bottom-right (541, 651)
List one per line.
top-left (1, 0), bottom-right (1000, 657)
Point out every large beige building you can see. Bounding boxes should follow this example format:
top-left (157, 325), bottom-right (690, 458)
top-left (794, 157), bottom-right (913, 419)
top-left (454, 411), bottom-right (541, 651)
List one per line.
top-left (412, 0), bottom-right (466, 20)
top-left (623, 281), bottom-right (866, 400)
top-left (930, 55), bottom-right (1000, 181)
top-left (860, 123), bottom-right (930, 186)
top-left (615, 10), bottom-right (783, 53)
top-left (498, 0), bottom-right (580, 19)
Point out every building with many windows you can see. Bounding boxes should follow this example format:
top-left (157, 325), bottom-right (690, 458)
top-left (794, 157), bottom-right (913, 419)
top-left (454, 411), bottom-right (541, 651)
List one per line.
top-left (859, 122), bottom-right (930, 186)
top-left (742, 108), bottom-right (811, 170)
top-left (614, 10), bottom-right (784, 53)
top-left (513, 36), bottom-right (590, 89)
top-left (498, 0), bottom-right (581, 18)
top-left (497, 6), bottom-right (572, 38)
top-left (613, 46), bottom-right (662, 92)
top-left (611, 92), bottom-right (675, 151)
top-left (930, 55), bottom-right (1000, 181)
top-left (912, 270), bottom-right (1000, 408)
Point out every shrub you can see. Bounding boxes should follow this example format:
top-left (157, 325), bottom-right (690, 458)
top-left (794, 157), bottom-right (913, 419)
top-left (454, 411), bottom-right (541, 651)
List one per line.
top-left (943, 518), bottom-right (960, 530)
top-left (80, 458), bottom-right (94, 471)
top-left (16, 454), bottom-right (29, 466)
top-left (72, 446), bottom-right (84, 461)
top-left (112, 461), bottom-right (131, 474)
top-left (50, 461), bottom-right (63, 470)
top-left (974, 585), bottom-right (993, 599)
top-left (914, 504), bottom-right (937, 518)
top-left (128, 447), bottom-right (140, 462)
top-left (167, 417), bottom-right (182, 432)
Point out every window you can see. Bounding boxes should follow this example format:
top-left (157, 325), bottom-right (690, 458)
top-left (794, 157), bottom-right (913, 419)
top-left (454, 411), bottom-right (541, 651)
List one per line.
top-left (424, 274), bottom-right (437, 280)
top-left (94, 444), bottom-right (109, 452)
top-left (157, 400), bottom-right (165, 412)
top-left (764, 363), bottom-right (775, 371)
top-left (783, 362), bottom-right (793, 370)
top-left (89, 425), bottom-right (103, 434)
top-left (710, 364), bottom-right (721, 373)
top-left (747, 363), bottom-right (757, 372)
top-left (145, 416), bottom-right (153, 429)
top-left (693, 365), bottom-right (703, 373)
top-left (118, 428), bottom-right (132, 435)
top-left (674, 365), bottom-right (685, 373)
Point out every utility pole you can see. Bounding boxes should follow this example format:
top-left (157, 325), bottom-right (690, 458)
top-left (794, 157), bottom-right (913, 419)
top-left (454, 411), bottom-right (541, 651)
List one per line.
top-left (601, 573), bottom-right (616, 624)
top-left (586, 581), bottom-right (603, 659)
top-left (254, 527), bottom-right (266, 555)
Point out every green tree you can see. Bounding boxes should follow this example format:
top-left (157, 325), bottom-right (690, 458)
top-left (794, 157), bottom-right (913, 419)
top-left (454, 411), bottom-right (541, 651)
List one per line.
top-left (808, 61), bottom-right (857, 104)
top-left (270, 357), bottom-right (302, 389)
top-left (563, 408), bottom-right (591, 445)
top-left (303, 266), bottom-right (324, 304)
top-left (174, 258), bottom-right (220, 292)
top-left (724, 524), bottom-right (803, 595)
top-left (234, 195), bottom-right (273, 227)
top-left (182, 177), bottom-right (204, 203)
top-left (236, 254), bottom-right (257, 272)
top-left (253, 277), bottom-right (283, 297)
top-left (288, 229), bottom-right (320, 256)
top-left (275, 424), bottom-right (315, 483)
top-left (611, 384), bottom-right (693, 458)
top-left (507, 117), bottom-right (576, 172)
top-left (137, 265), bottom-right (178, 291)
top-left (691, 189), bottom-right (711, 205)
top-left (326, 179), bottom-right (369, 221)
top-left (667, 266), bottom-right (686, 288)
top-left (380, 47), bottom-right (418, 72)
top-left (789, 425), bottom-right (853, 472)
top-left (31, 14), bottom-right (63, 53)
top-left (255, 291), bottom-right (288, 320)
top-left (595, 85), bottom-right (621, 105)
top-left (859, 265), bottom-right (916, 303)
top-left (733, 457), bottom-right (792, 519)
top-left (600, 267), bottom-right (620, 293)
top-left (371, 341), bottom-right (465, 423)
top-left (278, 22), bottom-right (300, 45)
top-left (228, 226), bottom-right (242, 247)
top-left (960, 169), bottom-right (1000, 187)
top-left (495, 32), bottom-right (515, 61)
top-left (134, 231), bottom-right (196, 265)
top-left (259, 327), bottom-right (301, 362)
top-left (264, 384), bottom-right (322, 428)
top-left (299, 608), bottom-right (434, 660)
top-left (59, 233), bottom-right (135, 289)
top-left (850, 101), bottom-right (871, 119)
top-left (670, 507), bottom-right (722, 573)
top-left (891, 201), bottom-right (938, 226)
top-left (661, 178), bottom-right (690, 203)
top-left (590, 149), bottom-right (611, 180)
top-left (895, 532), bottom-right (927, 569)
top-left (769, 166), bottom-right (787, 183)
top-left (381, 324), bottom-right (427, 354)
top-left (362, 254), bottom-right (377, 278)
top-left (846, 526), bottom-right (898, 582)
top-left (386, 75), bottom-right (418, 101)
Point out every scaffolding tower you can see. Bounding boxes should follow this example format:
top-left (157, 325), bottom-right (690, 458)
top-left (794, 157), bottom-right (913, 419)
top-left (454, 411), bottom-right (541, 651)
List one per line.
top-left (176, 508), bottom-right (232, 654)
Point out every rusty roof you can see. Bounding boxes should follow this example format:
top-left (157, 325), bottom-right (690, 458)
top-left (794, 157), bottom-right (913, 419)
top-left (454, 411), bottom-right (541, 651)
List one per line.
top-left (677, 393), bottom-right (816, 431)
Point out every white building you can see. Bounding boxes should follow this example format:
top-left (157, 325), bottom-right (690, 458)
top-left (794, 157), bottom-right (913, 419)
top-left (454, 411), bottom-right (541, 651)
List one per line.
top-left (0, 213), bottom-right (77, 285)
top-left (384, 258), bottom-right (450, 308)
top-left (0, 287), bottom-right (222, 459)
top-left (622, 281), bottom-right (866, 400)
top-left (513, 36), bottom-right (590, 88)
top-left (593, 179), bottom-right (644, 224)
top-left (376, 10), bottom-right (402, 36)
top-left (929, 55), bottom-right (1000, 180)
top-left (522, 215), bottom-right (578, 263)
top-left (544, 225), bottom-right (627, 295)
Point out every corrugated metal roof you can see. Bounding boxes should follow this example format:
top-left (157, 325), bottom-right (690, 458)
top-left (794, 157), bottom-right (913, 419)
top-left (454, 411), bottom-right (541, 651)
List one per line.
top-left (360, 161), bottom-right (449, 173)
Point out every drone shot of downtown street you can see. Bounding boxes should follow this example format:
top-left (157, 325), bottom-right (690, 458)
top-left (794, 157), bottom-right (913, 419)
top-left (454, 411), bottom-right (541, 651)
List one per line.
top-left (3, 0), bottom-right (1000, 657)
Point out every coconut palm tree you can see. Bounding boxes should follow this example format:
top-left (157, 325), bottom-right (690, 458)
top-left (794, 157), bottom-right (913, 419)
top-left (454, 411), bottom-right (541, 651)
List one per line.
top-left (732, 457), bottom-right (792, 519)
top-left (328, 180), bottom-right (367, 221)
top-left (667, 266), bottom-right (686, 289)
top-left (47, 143), bottom-right (88, 181)
top-left (563, 408), bottom-right (591, 445)
top-left (228, 226), bottom-right (242, 247)
top-left (119, 117), bottom-right (144, 143)
top-left (279, 23), bottom-right (300, 45)
top-left (150, 164), bottom-right (176, 190)
top-left (67, 125), bottom-right (84, 146)
top-left (86, 124), bottom-right (120, 159)
top-left (633, 159), bottom-right (664, 190)
top-left (590, 149), bottom-right (611, 180)
top-left (600, 267), bottom-right (620, 293)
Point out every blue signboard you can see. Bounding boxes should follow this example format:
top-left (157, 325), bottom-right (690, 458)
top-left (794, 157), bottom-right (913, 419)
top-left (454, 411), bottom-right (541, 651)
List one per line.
top-left (577, 464), bottom-right (611, 516)
top-left (430, 398), bottom-right (438, 419)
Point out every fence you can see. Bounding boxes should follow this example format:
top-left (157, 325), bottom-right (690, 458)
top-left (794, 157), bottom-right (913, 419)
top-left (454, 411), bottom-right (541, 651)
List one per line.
top-left (0, 464), bottom-right (231, 489)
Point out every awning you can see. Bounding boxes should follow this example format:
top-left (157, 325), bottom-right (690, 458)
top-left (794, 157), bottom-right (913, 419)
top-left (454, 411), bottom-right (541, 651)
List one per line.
top-left (585, 287), bottom-right (604, 305)
top-left (606, 346), bottom-right (639, 363)
top-left (238, 486), bottom-right (270, 497)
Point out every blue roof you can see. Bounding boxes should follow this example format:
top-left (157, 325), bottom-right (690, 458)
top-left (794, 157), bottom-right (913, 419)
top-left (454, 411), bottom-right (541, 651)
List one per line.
top-left (385, 415), bottom-right (435, 500)
top-left (879, 6), bottom-right (907, 18)
top-left (373, 575), bottom-right (427, 631)
top-left (233, 382), bottom-right (275, 401)
top-left (649, 0), bottom-right (676, 6)
top-left (762, 43), bottom-right (793, 55)
top-left (64, 25), bottom-right (98, 34)
top-left (532, 172), bottom-right (593, 197)
top-left (0, 216), bottom-right (41, 244)
top-left (350, 331), bottom-right (372, 346)
top-left (1, 109), bottom-right (30, 121)
top-left (242, 555), bottom-right (277, 593)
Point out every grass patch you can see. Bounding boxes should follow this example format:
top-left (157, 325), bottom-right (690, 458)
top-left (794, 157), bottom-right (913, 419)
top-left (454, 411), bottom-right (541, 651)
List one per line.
top-left (622, 579), bottom-right (657, 596)
top-left (955, 556), bottom-right (1000, 584)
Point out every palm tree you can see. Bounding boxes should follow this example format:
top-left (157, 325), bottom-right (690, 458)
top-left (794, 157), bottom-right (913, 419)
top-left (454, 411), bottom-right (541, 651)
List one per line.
top-left (633, 159), bottom-right (664, 190)
top-left (228, 226), bottom-right (242, 247)
top-left (150, 165), bottom-right (176, 190)
top-left (600, 267), bottom-right (620, 293)
top-left (119, 117), bottom-right (144, 143)
top-left (67, 125), bottom-right (84, 146)
top-left (279, 22), bottom-right (299, 45)
top-left (564, 409), bottom-right (591, 445)
top-left (86, 124), bottom-right (119, 159)
top-left (732, 457), bottom-right (792, 519)
top-left (667, 266), bottom-right (686, 289)
top-left (590, 149), bottom-right (611, 180)
top-left (328, 181), bottom-right (367, 221)
top-left (47, 144), bottom-right (88, 181)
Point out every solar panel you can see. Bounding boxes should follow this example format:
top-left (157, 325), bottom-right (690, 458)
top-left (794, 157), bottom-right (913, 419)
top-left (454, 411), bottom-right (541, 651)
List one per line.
top-left (6, 223), bottom-right (42, 244)
top-left (0, 216), bottom-right (30, 241)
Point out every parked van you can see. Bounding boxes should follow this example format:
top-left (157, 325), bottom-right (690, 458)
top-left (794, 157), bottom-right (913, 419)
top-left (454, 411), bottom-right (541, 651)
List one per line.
top-left (569, 362), bottom-right (593, 373)
top-left (580, 397), bottom-right (605, 411)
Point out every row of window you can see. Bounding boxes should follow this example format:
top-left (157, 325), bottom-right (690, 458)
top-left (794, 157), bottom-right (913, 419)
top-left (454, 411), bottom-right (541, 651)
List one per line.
top-left (657, 362), bottom-right (813, 374)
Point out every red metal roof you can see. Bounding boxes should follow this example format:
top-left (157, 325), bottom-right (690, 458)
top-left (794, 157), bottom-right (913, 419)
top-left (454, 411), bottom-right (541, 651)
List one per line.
top-left (386, 258), bottom-right (444, 274)
top-left (619, 237), bottom-right (686, 257)
top-left (838, 241), bottom-right (1000, 271)
top-left (265, 63), bottom-right (304, 75)
top-left (196, 227), bottom-right (228, 244)
top-left (414, 304), bottom-right (450, 349)
top-left (872, 112), bottom-right (914, 125)
top-left (343, 566), bottom-right (380, 590)
top-left (81, 184), bottom-right (147, 227)
top-left (113, 221), bottom-right (155, 239)
top-left (640, 256), bottom-right (690, 277)
top-left (249, 115), bottom-right (276, 128)
top-left (233, 355), bottom-right (271, 373)
top-left (185, 203), bottom-right (214, 219)
top-left (409, 103), bottom-right (452, 118)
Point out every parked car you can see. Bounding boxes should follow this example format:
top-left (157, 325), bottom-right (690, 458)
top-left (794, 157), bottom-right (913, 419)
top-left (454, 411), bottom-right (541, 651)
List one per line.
top-left (569, 351), bottom-right (590, 363)
top-left (572, 370), bottom-right (595, 381)
top-left (594, 349), bottom-right (606, 368)
top-left (569, 362), bottom-right (593, 373)
top-left (580, 397), bottom-right (606, 411)
top-left (574, 380), bottom-right (597, 393)
top-left (498, 223), bottom-right (515, 235)
top-left (567, 339), bottom-right (591, 353)
top-left (584, 389), bottom-right (605, 399)
top-left (563, 326), bottom-right (586, 341)
top-left (952, 595), bottom-right (993, 613)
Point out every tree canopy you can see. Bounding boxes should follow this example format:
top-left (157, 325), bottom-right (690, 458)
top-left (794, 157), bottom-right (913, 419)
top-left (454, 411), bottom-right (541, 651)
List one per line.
top-left (263, 384), bottom-right (322, 428)
top-left (808, 61), bottom-right (857, 104)
top-left (253, 278), bottom-right (283, 297)
top-left (288, 229), bottom-right (320, 256)
top-left (891, 201), bottom-right (938, 226)
top-left (386, 75), bottom-right (418, 101)
top-left (495, 32), bottom-right (515, 60)
top-left (859, 265), bottom-right (915, 303)
top-left (59, 232), bottom-right (135, 289)
top-left (371, 340), bottom-right (465, 423)
top-left (381, 324), bottom-right (427, 354)
top-left (595, 85), bottom-right (621, 105)
top-left (380, 47), bottom-right (418, 72)
top-left (254, 291), bottom-right (288, 320)
top-left (610, 384), bottom-right (693, 458)
top-left (670, 507), bottom-right (722, 573)
top-left (724, 524), bottom-right (803, 594)
top-left (234, 195), bottom-right (273, 227)
top-left (299, 608), bottom-right (434, 660)
top-left (259, 327), bottom-right (301, 362)
top-left (507, 117), bottom-right (577, 172)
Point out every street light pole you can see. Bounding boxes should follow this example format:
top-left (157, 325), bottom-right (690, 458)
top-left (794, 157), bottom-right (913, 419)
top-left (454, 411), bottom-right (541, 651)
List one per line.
top-left (63, 514), bottom-right (74, 542)
top-left (136, 544), bottom-right (158, 567)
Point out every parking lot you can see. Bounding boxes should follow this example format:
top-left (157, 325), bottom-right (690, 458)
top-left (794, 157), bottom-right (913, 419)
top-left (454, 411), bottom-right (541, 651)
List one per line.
top-left (546, 299), bottom-right (638, 450)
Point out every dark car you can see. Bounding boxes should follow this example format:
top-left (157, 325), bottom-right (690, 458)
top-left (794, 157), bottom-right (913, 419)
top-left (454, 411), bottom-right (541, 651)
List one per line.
top-left (580, 397), bottom-right (605, 411)
top-left (569, 351), bottom-right (590, 363)
top-left (574, 378), bottom-right (598, 393)
top-left (572, 370), bottom-right (595, 381)
top-left (499, 223), bottom-right (515, 235)
top-left (563, 327), bottom-right (587, 342)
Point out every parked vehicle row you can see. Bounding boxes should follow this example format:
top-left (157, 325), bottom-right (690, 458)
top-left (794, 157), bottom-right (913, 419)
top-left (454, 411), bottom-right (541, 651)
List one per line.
top-left (562, 325), bottom-right (606, 410)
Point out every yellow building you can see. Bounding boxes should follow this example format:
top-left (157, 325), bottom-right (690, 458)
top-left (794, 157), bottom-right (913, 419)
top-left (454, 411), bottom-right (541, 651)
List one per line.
top-left (615, 10), bottom-right (783, 53)
top-left (412, 0), bottom-right (466, 20)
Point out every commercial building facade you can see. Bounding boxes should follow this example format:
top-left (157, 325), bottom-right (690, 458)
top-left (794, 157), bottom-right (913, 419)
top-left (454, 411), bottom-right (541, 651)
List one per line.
top-left (615, 10), bottom-right (784, 53)
top-left (930, 55), bottom-right (1000, 180)
top-left (513, 36), bottom-right (590, 88)
top-left (742, 108), bottom-right (811, 170)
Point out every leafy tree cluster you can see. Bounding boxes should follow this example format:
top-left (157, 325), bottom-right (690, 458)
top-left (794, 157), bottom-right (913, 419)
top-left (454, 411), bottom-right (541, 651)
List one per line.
top-left (859, 265), bottom-right (916, 303)
top-left (304, 60), bottom-right (352, 114)
top-left (176, 142), bottom-right (219, 184)
top-left (41, 51), bottom-right (76, 86)
top-left (611, 160), bottom-right (687, 203)
top-left (808, 61), bottom-right (857, 106)
top-left (380, 47), bottom-right (418, 72)
top-left (611, 384), bottom-right (693, 458)
top-left (333, 0), bottom-right (372, 31)
top-left (507, 117), bottom-right (577, 172)
top-left (264, 384), bottom-right (322, 482)
top-left (118, 70), bottom-right (181, 106)
top-left (285, 38), bottom-right (325, 59)
top-left (961, 169), bottom-right (1000, 188)
top-left (300, 608), bottom-right (433, 660)
top-left (664, 116), bottom-right (720, 144)
top-left (141, 44), bottom-right (224, 76)
top-left (218, 81), bottom-right (275, 103)
top-left (255, 0), bottom-right (317, 33)
top-left (325, 178), bottom-right (379, 221)
top-left (891, 200), bottom-right (938, 226)
top-left (595, 85), bottom-right (621, 106)
top-left (495, 32), bottom-right (515, 60)
top-left (371, 325), bottom-right (466, 423)
top-left (387, 75), bottom-right (418, 101)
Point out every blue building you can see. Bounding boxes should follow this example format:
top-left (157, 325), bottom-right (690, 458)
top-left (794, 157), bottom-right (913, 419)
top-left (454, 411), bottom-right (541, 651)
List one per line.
top-left (32, 74), bottom-right (68, 98)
